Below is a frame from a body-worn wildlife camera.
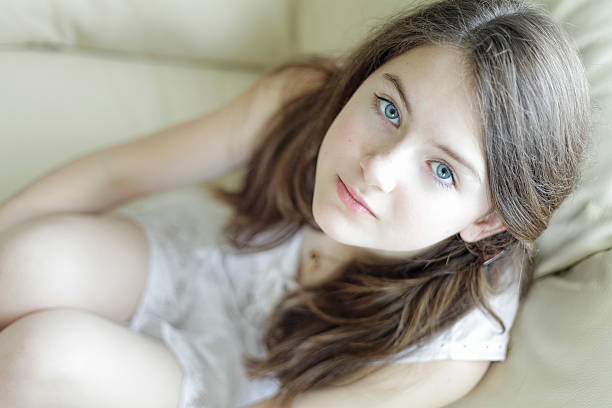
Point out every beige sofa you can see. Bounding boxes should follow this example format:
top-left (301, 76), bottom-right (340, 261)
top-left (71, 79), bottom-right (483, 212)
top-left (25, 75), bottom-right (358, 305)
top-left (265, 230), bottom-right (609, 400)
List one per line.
top-left (1, 0), bottom-right (611, 406)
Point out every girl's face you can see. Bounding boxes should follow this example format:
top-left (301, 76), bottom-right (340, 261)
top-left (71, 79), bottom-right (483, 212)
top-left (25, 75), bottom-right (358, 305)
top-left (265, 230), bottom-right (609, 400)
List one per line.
top-left (312, 45), bottom-right (506, 260)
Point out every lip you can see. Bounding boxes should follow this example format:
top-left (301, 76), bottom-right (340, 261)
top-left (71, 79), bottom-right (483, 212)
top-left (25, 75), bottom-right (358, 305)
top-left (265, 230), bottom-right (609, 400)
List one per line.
top-left (337, 175), bottom-right (377, 218)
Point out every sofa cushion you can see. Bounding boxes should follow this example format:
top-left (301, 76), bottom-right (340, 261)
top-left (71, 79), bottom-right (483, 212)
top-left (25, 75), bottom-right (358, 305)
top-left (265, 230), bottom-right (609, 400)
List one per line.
top-left (447, 248), bottom-right (612, 407)
top-left (0, 49), bottom-right (257, 202)
top-left (532, 0), bottom-right (612, 277)
top-left (295, 0), bottom-right (412, 57)
top-left (295, 0), bottom-right (612, 278)
top-left (0, 0), bottom-right (292, 68)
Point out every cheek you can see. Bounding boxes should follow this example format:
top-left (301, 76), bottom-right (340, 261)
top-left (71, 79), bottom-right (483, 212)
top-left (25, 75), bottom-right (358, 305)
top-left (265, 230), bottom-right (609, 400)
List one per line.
top-left (392, 191), bottom-right (471, 238)
top-left (326, 107), bottom-right (370, 149)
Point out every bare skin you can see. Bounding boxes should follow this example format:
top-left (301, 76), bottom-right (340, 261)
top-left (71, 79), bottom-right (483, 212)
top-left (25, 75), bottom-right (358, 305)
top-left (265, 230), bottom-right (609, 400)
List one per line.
top-left (0, 213), bottom-right (184, 407)
top-left (0, 53), bottom-right (343, 408)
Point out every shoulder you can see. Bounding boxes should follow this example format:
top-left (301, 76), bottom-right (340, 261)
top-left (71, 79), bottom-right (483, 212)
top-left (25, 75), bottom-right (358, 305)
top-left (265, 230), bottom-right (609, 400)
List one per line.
top-left (261, 359), bottom-right (490, 408)
top-left (257, 56), bottom-right (345, 105)
top-left (228, 56), bottom-right (344, 161)
top-left (375, 359), bottom-right (491, 406)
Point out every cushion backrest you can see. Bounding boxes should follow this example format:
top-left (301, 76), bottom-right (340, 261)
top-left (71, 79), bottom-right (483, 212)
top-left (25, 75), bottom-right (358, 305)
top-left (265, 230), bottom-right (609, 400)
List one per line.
top-left (0, 0), bottom-right (293, 68)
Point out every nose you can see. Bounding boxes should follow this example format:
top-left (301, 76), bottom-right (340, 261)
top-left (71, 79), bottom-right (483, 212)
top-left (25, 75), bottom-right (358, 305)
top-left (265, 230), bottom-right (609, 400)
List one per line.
top-left (360, 140), bottom-right (410, 193)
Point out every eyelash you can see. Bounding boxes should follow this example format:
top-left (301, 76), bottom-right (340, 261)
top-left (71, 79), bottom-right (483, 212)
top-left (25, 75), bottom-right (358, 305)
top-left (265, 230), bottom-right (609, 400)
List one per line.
top-left (370, 93), bottom-right (457, 190)
top-left (429, 161), bottom-right (457, 190)
top-left (370, 93), bottom-right (401, 127)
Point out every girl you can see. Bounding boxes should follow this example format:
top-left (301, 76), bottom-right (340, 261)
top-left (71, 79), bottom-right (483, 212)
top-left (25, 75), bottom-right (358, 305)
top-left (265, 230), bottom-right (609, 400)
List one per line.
top-left (0, 0), bottom-right (591, 407)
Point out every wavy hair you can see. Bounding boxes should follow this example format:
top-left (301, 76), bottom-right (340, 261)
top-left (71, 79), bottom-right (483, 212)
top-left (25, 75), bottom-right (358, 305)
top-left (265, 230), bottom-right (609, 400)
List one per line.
top-left (211, 0), bottom-right (591, 405)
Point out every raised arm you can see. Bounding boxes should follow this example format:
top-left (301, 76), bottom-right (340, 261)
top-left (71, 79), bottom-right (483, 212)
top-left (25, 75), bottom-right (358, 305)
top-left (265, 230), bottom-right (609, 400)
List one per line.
top-left (98, 65), bottom-right (329, 199)
top-left (0, 65), bottom-right (329, 233)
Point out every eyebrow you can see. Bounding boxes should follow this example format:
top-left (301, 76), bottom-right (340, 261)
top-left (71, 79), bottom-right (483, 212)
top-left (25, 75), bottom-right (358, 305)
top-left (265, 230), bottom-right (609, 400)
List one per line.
top-left (383, 72), bottom-right (482, 184)
top-left (434, 142), bottom-right (482, 183)
top-left (383, 73), bottom-right (412, 116)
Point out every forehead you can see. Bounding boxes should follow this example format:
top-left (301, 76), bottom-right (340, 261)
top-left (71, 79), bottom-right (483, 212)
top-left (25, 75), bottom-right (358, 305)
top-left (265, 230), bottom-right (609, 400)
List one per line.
top-left (376, 45), bottom-right (478, 123)
top-left (369, 45), bottom-right (486, 184)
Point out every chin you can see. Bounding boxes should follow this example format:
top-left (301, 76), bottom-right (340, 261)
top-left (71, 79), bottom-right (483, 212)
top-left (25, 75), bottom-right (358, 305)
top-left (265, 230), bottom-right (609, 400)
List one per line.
top-left (312, 200), bottom-right (333, 234)
top-left (312, 207), bottom-right (359, 246)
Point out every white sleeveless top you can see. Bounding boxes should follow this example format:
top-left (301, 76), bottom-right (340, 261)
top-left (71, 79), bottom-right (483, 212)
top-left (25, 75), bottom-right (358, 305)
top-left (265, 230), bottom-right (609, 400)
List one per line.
top-left (116, 186), bottom-right (521, 407)
top-left (193, 189), bottom-right (521, 406)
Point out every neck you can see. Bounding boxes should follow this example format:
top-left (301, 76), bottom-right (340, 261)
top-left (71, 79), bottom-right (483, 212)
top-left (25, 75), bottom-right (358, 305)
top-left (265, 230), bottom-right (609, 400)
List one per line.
top-left (301, 225), bottom-right (437, 264)
top-left (298, 225), bottom-right (443, 287)
top-left (301, 226), bottom-right (357, 259)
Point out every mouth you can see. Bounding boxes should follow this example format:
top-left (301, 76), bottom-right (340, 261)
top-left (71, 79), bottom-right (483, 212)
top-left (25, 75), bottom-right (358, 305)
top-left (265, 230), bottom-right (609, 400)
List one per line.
top-left (336, 175), bottom-right (377, 218)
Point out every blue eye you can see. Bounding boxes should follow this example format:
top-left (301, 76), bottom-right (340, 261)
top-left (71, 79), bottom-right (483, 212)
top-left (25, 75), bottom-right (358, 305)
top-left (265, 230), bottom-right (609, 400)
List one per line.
top-left (372, 95), bottom-right (401, 126)
top-left (429, 161), bottom-right (456, 189)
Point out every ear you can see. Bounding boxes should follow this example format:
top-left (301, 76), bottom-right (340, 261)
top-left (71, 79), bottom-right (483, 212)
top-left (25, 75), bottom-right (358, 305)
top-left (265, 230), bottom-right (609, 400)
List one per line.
top-left (459, 211), bottom-right (507, 243)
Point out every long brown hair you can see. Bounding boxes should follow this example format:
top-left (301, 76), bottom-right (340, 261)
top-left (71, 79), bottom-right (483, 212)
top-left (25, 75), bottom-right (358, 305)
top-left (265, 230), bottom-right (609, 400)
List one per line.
top-left (211, 0), bottom-right (591, 405)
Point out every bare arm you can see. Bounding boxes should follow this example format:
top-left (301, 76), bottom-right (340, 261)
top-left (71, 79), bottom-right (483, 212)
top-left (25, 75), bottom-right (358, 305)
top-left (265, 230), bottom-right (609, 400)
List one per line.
top-left (0, 65), bottom-right (329, 234)
top-left (99, 64), bottom-right (331, 201)
top-left (0, 150), bottom-right (119, 234)
top-left (243, 360), bottom-right (491, 408)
